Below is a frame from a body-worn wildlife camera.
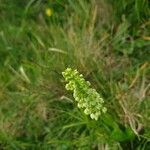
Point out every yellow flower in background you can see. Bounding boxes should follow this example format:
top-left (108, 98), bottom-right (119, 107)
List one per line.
top-left (45, 8), bottom-right (53, 17)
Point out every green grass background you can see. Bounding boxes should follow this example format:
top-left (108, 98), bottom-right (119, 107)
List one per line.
top-left (0, 0), bottom-right (150, 149)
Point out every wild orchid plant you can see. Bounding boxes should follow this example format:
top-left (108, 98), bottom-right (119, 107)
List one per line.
top-left (62, 68), bottom-right (135, 142)
top-left (62, 68), bottom-right (107, 120)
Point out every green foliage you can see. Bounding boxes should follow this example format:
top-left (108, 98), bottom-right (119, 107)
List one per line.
top-left (111, 18), bottom-right (150, 55)
top-left (0, 0), bottom-right (149, 149)
top-left (109, 0), bottom-right (150, 55)
top-left (109, 0), bottom-right (149, 24)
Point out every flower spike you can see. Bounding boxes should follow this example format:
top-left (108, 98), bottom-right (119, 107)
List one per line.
top-left (62, 68), bottom-right (107, 120)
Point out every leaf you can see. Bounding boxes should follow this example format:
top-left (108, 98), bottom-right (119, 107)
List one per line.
top-left (63, 122), bottom-right (86, 129)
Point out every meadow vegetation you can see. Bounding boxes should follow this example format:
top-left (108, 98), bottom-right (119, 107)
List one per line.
top-left (0, 0), bottom-right (150, 149)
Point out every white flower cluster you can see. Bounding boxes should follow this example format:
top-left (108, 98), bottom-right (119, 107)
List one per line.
top-left (62, 68), bottom-right (107, 120)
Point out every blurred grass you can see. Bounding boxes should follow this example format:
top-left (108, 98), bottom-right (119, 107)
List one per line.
top-left (0, 0), bottom-right (150, 149)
